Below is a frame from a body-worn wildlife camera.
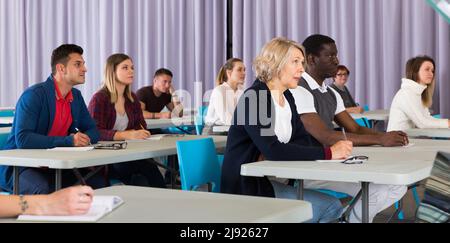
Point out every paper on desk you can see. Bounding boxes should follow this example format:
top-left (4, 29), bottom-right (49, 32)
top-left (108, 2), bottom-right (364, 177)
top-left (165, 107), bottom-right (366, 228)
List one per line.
top-left (47, 146), bottom-right (95, 151)
top-left (18, 195), bottom-right (124, 222)
top-left (316, 159), bottom-right (345, 163)
top-left (403, 143), bottom-right (415, 148)
top-left (146, 134), bottom-right (166, 140)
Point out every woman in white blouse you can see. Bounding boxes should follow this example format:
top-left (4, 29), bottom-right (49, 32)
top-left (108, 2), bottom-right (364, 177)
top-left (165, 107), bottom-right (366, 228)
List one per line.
top-left (388, 56), bottom-right (450, 131)
top-left (203, 58), bottom-right (246, 134)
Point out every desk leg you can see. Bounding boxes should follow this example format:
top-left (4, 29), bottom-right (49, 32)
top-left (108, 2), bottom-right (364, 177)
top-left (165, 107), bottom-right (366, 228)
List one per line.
top-left (362, 182), bottom-right (370, 223)
top-left (55, 169), bottom-right (62, 191)
top-left (296, 179), bottom-right (304, 200)
top-left (13, 166), bottom-right (19, 195)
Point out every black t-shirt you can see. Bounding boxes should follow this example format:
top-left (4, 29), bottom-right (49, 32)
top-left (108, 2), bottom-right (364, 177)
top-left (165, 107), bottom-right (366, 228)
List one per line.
top-left (136, 86), bottom-right (172, 112)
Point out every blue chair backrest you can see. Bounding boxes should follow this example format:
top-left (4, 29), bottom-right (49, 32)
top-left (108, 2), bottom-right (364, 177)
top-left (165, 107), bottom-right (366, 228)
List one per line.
top-left (0, 132), bottom-right (9, 149)
top-left (195, 106), bottom-right (208, 135)
top-left (363, 105), bottom-right (370, 112)
top-left (355, 105), bottom-right (372, 128)
top-left (0, 110), bottom-right (14, 117)
top-left (176, 138), bottom-right (221, 192)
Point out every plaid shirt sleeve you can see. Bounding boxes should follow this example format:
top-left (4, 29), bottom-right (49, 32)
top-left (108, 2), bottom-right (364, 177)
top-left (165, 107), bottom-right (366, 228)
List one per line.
top-left (88, 91), bottom-right (117, 141)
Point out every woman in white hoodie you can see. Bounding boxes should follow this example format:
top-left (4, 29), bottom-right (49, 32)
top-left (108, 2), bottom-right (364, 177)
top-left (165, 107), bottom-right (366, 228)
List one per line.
top-left (388, 56), bottom-right (450, 131)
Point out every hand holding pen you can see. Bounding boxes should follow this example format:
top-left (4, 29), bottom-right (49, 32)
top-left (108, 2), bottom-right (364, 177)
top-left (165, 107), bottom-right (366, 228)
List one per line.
top-left (73, 127), bottom-right (91, 147)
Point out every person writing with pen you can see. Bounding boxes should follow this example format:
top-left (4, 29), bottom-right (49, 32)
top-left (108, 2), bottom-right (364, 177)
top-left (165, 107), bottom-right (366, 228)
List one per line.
top-left (88, 54), bottom-right (165, 188)
top-left (0, 44), bottom-right (107, 195)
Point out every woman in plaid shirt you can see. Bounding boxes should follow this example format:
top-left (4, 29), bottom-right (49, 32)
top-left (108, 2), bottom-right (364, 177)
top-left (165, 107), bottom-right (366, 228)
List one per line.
top-left (88, 54), bottom-right (165, 188)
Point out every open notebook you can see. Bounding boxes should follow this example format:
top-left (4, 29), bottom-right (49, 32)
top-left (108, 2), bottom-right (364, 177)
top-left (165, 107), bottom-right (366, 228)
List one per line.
top-left (17, 196), bottom-right (124, 222)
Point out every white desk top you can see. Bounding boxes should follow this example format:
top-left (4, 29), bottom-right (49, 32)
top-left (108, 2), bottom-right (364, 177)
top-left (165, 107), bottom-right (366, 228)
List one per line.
top-left (0, 186), bottom-right (312, 223)
top-left (241, 140), bottom-right (445, 186)
top-left (0, 127), bottom-right (11, 134)
top-left (97, 186), bottom-right (312, 223)
top-left (405, 128), bottom-right (450, 138)
top-left (351, 109), bottom-right (389, 121)
top-left (0, 117), bottom-right (13, 125)
top-left (145, 116), bottom-right (195, 129)
top-left (0, 135), bottom-right (226, 169)
top-left (212, 126), bottom-right (231, 133)
top-left (0, 107), bottom-right (14, 111)
top-left (241, 158), bottom-right (432, 186)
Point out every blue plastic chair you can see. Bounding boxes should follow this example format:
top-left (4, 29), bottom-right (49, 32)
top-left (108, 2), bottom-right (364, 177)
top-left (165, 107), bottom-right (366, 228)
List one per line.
top-left (0, 131), bottom-right (10, 194)
top-left (0, 133), bottom-right (9, 149)
top-left (0, 110), bottom-right (14, 117)
top-left (354, 105), bottom-right (372, 128)
top-left (176, 138), bottom-right (221, 192)
top-left (195, 106), bottom-right (208, 135)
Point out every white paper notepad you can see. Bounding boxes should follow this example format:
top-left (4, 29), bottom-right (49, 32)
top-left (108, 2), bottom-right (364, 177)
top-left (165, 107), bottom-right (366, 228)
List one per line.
top-left (47, 146), bottom-right (95, 152)
top-left (18, 196), bottom-right (124, 222)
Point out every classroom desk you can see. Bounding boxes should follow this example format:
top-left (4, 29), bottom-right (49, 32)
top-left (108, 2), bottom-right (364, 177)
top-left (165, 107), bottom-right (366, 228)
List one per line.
top-left (0, 135), bottom-right (227, 194)
top-left (145, 116), bottom-right (195, 130)
top-left (405, 128), bottom-right (450, 139)
top-left (0, 186), bottom-right (313, 223)
top-left (241, 140), bottom-right (442, 223)
top-left (212, 126), bottom-right (231, 133)
top-left (0, 117), bottom-right (13, 125)
top-left (350, 109), bottom-right (389, 121)
top-left (0, 127), bottom-right (11, 134)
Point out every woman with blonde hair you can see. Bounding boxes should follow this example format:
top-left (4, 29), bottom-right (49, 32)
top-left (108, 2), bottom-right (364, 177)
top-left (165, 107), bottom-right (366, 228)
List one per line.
top-left (388, 56), bottom-right (449, 131)
top-left (221, 37), bottom-right (353, 223)
top-left (88, 54), bottom-right (165, 188)
top-left (203, 58), bottom-right (246, 134)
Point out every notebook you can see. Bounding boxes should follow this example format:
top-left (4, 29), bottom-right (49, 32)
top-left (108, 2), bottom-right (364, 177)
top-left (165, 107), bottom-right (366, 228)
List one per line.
top-left (17, 195), bottom-right (124, 222)
top-left (47, 146), bottom-right (95, 152)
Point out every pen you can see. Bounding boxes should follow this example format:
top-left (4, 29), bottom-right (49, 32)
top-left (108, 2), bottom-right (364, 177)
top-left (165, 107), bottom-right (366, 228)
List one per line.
top-left (75, 127), bottom-right (92, 146)
top-left (342, 127), bottom-right (347, 140)
top-left (73, 168), bottom-right (87, 186)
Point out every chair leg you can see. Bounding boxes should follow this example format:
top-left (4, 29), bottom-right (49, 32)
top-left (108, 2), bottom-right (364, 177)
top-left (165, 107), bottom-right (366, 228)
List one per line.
top-left (390, 200), bottom-right (404, 222)
top-left (412, 187), bottom-right (421, 208)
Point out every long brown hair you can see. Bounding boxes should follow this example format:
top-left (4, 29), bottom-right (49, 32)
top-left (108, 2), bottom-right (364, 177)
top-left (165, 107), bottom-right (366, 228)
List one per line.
top-left (102, 53), bottom-right (134, 103)
top-left (216, 58), bottom-right (243, 86)
top-left (405, 56), bottom-right (436, 108)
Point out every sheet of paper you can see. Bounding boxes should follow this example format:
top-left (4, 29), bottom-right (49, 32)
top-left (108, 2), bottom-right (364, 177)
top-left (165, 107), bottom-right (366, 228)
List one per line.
top-left (47, 146), bottom-right (95, 152)
top-left (18, 196), bottom-right (124, 222)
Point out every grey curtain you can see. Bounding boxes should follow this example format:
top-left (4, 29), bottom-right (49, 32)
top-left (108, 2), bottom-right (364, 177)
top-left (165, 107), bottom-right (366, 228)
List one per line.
top-left (0, 0), bottom-right (226, 109)
top-left (0, 0), bottom-right (448, 115)
top-left (232, 0), bottom-right (450, 116)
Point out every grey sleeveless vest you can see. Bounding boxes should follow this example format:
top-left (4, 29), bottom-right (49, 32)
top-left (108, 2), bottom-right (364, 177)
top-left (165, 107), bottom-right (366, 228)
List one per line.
top-left (330, 84), bottom-right (357, 108)
top-left (300, 78), bottom-right (337, 130)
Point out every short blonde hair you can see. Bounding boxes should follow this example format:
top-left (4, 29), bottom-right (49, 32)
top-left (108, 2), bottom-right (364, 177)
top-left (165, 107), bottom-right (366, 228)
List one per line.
top-left (102, 53), bottom-right (134, 103)
top-left (253, 37), bottom-right (305, 83)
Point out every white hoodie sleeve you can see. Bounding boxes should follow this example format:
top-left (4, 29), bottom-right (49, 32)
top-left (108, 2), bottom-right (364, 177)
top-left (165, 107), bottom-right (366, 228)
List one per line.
top-left (396, 91), bottom-right (448, 129)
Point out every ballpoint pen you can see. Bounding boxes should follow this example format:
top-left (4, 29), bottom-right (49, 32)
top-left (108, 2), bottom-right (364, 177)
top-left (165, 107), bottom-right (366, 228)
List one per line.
top-left (342, 127), bottom-right (347, 140)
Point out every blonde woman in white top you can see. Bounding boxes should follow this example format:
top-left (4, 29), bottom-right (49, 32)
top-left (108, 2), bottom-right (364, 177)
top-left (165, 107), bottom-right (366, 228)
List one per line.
top-left (388, 56), bottom-right (450, 132)
top-left (203, 58), bottom-right (246, 134)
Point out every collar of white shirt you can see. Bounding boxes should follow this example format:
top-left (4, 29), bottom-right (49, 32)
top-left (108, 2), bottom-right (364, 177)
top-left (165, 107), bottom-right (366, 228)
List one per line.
top-left (401, 78), bottom-right (427, 95)
top-left (302, 72), bottom-right (329, 93)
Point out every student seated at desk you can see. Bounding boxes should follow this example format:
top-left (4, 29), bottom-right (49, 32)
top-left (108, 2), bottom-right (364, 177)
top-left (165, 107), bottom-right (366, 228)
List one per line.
top-left (290, 34), bottom-right (407, 223)
top-left (0, 44), bottom-right (106, 195)
top-left (0, 186), bottom-right (93, 218)
top-left (329, 65), bottom-right (364, 114)
top-left (387, 56), bottom-right (450, 132)
top-left (136, 68), bottom-right (183, 120)
top-left (221, 38), bottom-right (353, 223)
top-left (88, 54), bottom-right (165, 188)
top-left (203, 58), bottom-right (245, 135)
